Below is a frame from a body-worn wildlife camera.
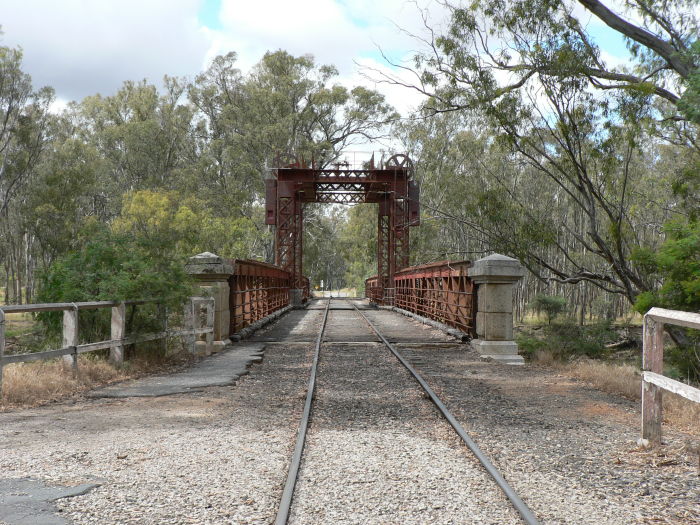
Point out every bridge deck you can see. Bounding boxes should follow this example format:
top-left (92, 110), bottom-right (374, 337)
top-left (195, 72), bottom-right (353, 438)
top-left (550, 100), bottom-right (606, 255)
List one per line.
top-left (250, 299), bottom-right (450, 344)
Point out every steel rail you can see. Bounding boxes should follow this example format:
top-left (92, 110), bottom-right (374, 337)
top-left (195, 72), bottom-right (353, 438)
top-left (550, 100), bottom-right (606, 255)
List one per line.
top-left (274, 298), bottom-right (331, 525)
top-left (350, 301), bottom-right (540, 525)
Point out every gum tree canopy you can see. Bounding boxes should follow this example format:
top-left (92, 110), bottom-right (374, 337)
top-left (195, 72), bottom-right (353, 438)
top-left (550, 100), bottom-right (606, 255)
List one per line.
top-left (389, 0), bottom-right (699, 308)
top-left (410, 0), bottom-right (698, 115)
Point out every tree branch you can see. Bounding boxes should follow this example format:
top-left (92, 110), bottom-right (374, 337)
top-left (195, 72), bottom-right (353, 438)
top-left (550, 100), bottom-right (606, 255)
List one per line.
top-left (577, 0), bottom-right (692, 78)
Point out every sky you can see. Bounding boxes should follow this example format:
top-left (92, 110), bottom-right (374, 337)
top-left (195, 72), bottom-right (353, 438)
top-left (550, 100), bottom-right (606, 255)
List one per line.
top-left (0, 0), bottom-right (632, 118)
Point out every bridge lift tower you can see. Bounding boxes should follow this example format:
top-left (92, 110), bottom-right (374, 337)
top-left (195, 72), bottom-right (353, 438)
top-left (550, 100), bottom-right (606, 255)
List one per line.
top-left (265, 154), bottom-right (420, 303)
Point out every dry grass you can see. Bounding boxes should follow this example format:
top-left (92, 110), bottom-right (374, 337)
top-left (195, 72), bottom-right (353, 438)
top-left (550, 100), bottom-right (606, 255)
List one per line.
top-left (0, 349), bottom-right (194, 410)
top-left (0, 356), bottom-right (126, 408)
top-left (564, 359), bottom-right (641, 400)
top-left (534, 353), bottom-right (700, 436)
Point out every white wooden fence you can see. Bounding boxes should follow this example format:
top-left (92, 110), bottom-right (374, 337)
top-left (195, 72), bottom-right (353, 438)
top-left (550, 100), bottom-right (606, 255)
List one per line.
top-left (642, 307), bottom-right (700, 443)
top-left (0, 297), bottom-right (214, 396)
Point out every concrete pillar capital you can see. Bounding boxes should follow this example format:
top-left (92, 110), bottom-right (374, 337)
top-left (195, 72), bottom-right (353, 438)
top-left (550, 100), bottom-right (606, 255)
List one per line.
top-left (185, 252), bottom-right (234, 281)
top-left (467, 253), bottom-right (525, 284)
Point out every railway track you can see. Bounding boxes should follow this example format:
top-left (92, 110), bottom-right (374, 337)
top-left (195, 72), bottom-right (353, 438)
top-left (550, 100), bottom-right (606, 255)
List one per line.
top-left (275, 298), bottom-right (540, 525)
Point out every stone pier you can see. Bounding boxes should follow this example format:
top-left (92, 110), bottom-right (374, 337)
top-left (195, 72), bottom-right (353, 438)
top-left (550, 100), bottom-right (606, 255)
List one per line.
top-left (185, 252), bottom-right (233, 354)
top-left (468, 254), bottom-right (525, 365)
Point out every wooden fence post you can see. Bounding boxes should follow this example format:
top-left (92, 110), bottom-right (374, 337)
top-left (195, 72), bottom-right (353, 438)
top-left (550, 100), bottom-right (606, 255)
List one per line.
top-left (62, 306), bottom-right (79, 374)
top-left (110, 302), bottom-right (126, 365)
top-left (642, 314), bottom-right (664, 443)
top-left (0, 309), bottom-right (5, 398)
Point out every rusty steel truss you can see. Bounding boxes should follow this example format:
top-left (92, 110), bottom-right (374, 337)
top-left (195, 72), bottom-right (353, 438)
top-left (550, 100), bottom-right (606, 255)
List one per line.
top-left (265, 154), bottom-right (420, 300)
top-left (228, 259), bottom-right (309, 333)
top-left (366, 260), bottom-right (476, 336)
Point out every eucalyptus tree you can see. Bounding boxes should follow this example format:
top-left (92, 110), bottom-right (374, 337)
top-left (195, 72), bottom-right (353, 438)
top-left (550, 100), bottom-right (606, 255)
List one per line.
top-left (77, 77), bottom-right (195, 214)
top-left (189, 50), bottom-right (398, 265)
top-left (0, 44), bottom-right (54, 303)
top-left (189, 51), bottom-right (398, 211)
top-left (0, 45), bottom-right (54, 213)
top-left (381, 0), bottom-right (698, 310)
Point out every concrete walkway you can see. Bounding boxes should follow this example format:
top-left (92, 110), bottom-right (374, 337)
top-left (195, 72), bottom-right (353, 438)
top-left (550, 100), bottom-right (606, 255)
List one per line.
top-left (0, 478), bottom-right (101, 525)
top-left (87, 343), bottom-right (265, 398)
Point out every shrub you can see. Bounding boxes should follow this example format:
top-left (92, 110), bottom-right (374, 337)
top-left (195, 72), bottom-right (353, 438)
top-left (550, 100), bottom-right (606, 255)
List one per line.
top-left (529, 294), bottom-right (567, 324)
top-left (519, 320), bottom-right (617, 361)
top-left (514, 334), bottom-right (547, 360)
top-left (35, 226), bottom-right (192, 351)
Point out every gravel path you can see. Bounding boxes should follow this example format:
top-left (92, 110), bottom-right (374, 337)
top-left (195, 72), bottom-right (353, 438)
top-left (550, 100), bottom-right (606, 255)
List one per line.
top-left (397, 345), bottom-right (700, 524)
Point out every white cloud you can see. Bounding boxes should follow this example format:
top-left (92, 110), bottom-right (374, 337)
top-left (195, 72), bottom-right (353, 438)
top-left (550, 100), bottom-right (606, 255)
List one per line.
top-left (1, 0), bottom-right (448, 120)
top-left (208, 0), bottom-right (442, 74)
top-left (1, 0), bottom-right (210, 100)
top-left (202, 0), bottom-right (446, 114)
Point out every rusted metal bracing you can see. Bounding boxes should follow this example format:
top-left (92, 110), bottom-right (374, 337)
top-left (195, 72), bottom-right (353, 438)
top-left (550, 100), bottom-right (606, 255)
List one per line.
top-left (366, 260), bottom-right (477, 337)
top-left (266, 153), bottom-right (420, 300)
top-left (228, 259), bottom-right (293, 333)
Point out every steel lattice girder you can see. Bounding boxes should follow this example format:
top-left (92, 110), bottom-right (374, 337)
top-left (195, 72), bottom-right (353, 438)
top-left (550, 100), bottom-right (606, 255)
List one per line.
top-left (266, 158), bottom-right (420, 300)
top-left (366, 260), bottom-right (477, 336)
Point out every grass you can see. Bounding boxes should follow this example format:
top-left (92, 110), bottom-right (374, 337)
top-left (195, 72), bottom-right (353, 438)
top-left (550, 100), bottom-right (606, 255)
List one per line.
top-left (0, 344), bottom-right (194, 410)
top-left (4, 314), bottom-right (34, 338)
top-left (533, 351), bottom-right (700, 437)
top-left (1, 295), bottom-right (195, 409)
top-left (0, 356), bottom-right (126, 408)
top-left (517, 311), bottom-right (643, 327)
top-left (2, 312), bottom-right (43, 354)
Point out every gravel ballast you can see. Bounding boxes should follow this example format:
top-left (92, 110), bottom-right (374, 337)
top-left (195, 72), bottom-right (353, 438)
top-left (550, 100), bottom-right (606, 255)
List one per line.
top-left (395, 344), bottom-right (700, 524)
top-left (0, 299), bottom-right (697, 524)
top-left (289, 338), bottom-right (522, 524)
top-left (0, 342), bottom-right (317, 524)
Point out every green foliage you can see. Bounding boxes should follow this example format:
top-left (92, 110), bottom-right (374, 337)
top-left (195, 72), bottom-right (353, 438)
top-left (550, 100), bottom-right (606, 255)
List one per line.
top-left (0, 44), bottom-right (54, 213)
top-left (339, 204), bottom-right (377, 292)
top-left (514, 334), bottom-right (547, 360)
top-left (303, 204), bottom-right (348, 290)
top-left (632, 218), bottom-right (700, 381)
top-left (663, 342), bottom-right (700, 382)
top-left (678, 42), bottom-right (700, 124)
top-left (35, 224), bottom-right (192, 341)
top-left (633, 219), bottom-right (700, 313)
top-left (517, 321), bottom-right (617, 361)
top-left (529, 294), bottom-right (567, 324)
top-left (23, 137), bottom-right (101, 261)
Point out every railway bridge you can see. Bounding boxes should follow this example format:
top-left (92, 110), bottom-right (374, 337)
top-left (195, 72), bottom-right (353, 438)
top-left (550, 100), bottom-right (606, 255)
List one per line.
top-left (0, 155), bottom-right (698, 524)
top-left (189, 153), bottom-right (526, 365)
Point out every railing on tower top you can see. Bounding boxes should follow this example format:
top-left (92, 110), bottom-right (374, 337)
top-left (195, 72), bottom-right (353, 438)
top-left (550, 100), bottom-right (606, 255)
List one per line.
top-left (365, 260), bottom-right (476, 337)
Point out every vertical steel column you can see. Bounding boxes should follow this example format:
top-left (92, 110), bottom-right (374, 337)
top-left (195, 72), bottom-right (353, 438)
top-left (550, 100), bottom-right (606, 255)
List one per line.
top-left (377, 193), bottom-right (392, 304)
top-left (294, 197), bottom-right (304, 289)
top-left (276, 180), bottom-right (303, 288)
top-left (392, 177), bottom-right (411, 271)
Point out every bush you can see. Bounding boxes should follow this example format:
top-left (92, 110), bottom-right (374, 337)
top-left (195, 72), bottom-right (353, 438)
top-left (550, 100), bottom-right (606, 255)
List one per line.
top-left (518, 320), bottom-right (617, 361)
top-left (35, 227), bottom-right (193, 349)
top-left (514, 334), bottom-right (547, 360)
top-left (529, 294), bottom-right (567, 324)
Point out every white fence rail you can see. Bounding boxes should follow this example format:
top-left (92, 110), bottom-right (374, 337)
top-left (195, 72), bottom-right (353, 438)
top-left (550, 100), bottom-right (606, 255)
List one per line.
top-left (0, 297), bottom-right (213, 397)
top-left (642, 307), bottom-right (700, 443)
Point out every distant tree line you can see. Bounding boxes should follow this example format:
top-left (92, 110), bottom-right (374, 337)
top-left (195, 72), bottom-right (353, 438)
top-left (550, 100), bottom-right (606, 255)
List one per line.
top-left (0, 45), bottom-right (396, 304)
